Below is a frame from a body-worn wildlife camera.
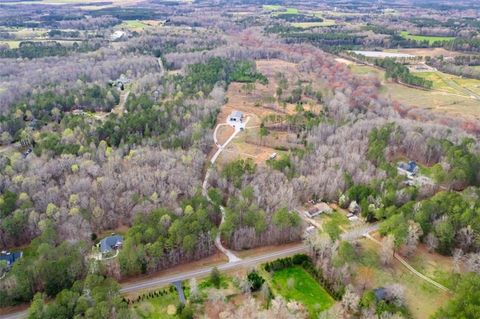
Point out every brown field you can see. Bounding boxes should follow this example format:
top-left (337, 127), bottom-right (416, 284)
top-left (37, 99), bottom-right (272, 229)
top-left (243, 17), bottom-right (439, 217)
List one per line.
top-left (385, 48), bottom-right (467, 58)
top-left (215, 124), bottom-right (234, 145)
top-left (350, 64), bottom-right (480, 120)
top-left (214, 58), bottom-right (320, 167)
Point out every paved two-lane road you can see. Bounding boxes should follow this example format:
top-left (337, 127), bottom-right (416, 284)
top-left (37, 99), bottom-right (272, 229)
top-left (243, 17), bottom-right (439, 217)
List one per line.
top-left (0, 244), bottom-right (306, 319)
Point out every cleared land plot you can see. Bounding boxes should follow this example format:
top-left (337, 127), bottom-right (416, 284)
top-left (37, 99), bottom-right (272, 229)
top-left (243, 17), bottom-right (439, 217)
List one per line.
top-left (291, 19), bottom-right (336, 28)
top-left (0, 39), bottom-right (82, 49)
top-left (350, 64), bottom-right (480, 120)
top-left (356, 239), bottom-right (451, 319)
top-left (119, 20), bottom-right (152, 31)
top-left (400, 31), bottom-right (454, 45)
top-left (270, 266), bottom-right (334, 317)
top-left (131, 289), bottom-right (179, 319)
top-left (352, 50), bottom-right (415, 58)
top-left (385, 48), bottom-right (465, 58)
top-left (412, 71), bottom-right (480, 97)
top-left (263, 4), bottom-right (282, 11)
top-left (7, 0), bottom-right (142, 4)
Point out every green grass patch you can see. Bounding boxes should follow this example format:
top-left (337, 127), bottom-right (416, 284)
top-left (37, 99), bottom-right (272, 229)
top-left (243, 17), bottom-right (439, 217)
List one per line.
top-left (263, 4), bottom-right (282, 11)
top-left (132, 291), bottom-right (179, 319)
top-left (120, 20), bottom-right (150, 30)
top-left (400, 31), bottom-right (454, 45)
top-left (271, 7), bottom-right (299, 16)
top-left (271, 266), bottom-right (334, 317)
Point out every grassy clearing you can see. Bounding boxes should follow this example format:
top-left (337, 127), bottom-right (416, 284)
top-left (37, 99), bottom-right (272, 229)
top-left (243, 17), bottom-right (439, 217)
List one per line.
top-left (0, 41), bottom-right (21, 49)
top-left (351, 64), bottom-right (480, 119)
top-left (120, 20), bottom-right (151, 30)
top-left (412, 71), bottom-right (480, 96)
top-left (291, 19), bottom-right (336, 28)
top-left (355, 239), bottom-right (451, 319)
top-left (263, 4), bottom-right (282, 11)
top-left (132, 291), bottom-right (179, 319)
top-left (270, 266), bottom-right (334, 317)
top-left (400, 31), bottom-right (454, 45)
top-left (270, 7), bottom-right (299, 16)
top-left (0, 39), bottom-right (81, 49)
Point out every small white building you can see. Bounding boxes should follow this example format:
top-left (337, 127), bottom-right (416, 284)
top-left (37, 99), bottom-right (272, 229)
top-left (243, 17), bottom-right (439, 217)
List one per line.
top-left (110, 30), bottom-right (126, 41)
top-left (228, 110), bottom-right (244, 123)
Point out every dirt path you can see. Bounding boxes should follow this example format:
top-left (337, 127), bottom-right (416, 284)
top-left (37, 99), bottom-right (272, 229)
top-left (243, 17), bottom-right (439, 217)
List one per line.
top-left (202, 117), bottom-right (251, 263)
top-left (365, 234), bottom-right (450, 293)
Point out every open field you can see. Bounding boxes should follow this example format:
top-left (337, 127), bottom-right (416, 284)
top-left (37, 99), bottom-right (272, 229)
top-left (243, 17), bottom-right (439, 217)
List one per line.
top-left (413, 71), bottom-right (480, 97)
top-left (270, 266), bottom-right (334, 317)
top-left (0, 39), bottom-right (82, 48)
top-left (352, 50), bottom-right (415, 58)
top-left (400, 31), bottom-right (454, 44)
top-left (291, 19), bottom-right (336, 28)
top-left (263, 4), bottom-right (282, 11)
top-left (385, 47), bottom-right (466, 58)
top-left (350, 64), bottom-right (480, 120)
top-left (131, 290), bottom-right (179, 319)
top-left (270, 7), bottom-right (300, 16)
top-left (356, 239), bottom-right (451, 319)
top-left (119, 20), bottom-right (152, 31)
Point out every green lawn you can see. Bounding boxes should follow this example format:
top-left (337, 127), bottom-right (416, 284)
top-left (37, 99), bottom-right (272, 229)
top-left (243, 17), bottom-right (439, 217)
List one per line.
top-left (271, 266), bottom-right (334, 317)
top-left (400, 31), bottom-right (454, 45)
top-left (132, 290), bottom-right (180, 319)
top-left (263, 4), bottom-right (282, 11)
top-left (120, 20), bottom-right (150, 30)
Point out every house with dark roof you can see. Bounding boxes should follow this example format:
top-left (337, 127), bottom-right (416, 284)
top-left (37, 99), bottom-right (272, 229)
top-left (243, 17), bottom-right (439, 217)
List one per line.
top-left (0, 251), bottom-right (23, 268)
top-left (398, 161), bottom-right (419, 176)
top-left (98, 235), bottom-right (123, 255)
top-left (305, 202), bottom-right (332, 218)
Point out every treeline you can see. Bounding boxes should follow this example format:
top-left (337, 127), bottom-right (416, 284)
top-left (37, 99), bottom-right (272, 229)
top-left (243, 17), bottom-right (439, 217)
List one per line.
top-left (351, 54), bottom-right (433, 89)
top-left (427, 56), bottom-right (480, 80)
top-left (0, 84), bottom-right (119, 143)
top-left (27, 274), bottom-right (129, 319)
top-left (274, 13), bottom-right (323, 23)
top-left (379, 189), bottom-right (480, 255)
top-left (282, 32), bottom-right (364, 52)
top-left (0, 41), bottom-right (102, 59)
top-left (375, 58), bottom-right (433, 89)
top-left (118, 195), bottom-right (220, 276)
top-left (48, 29), bottom-right (81, 38)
